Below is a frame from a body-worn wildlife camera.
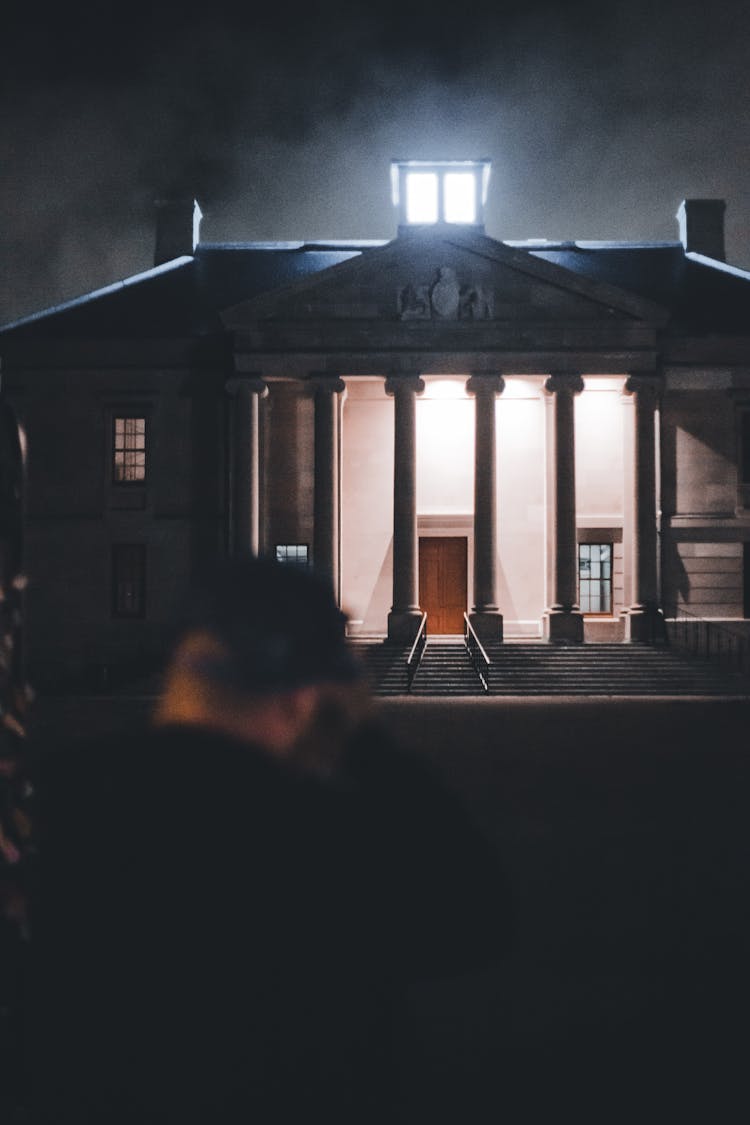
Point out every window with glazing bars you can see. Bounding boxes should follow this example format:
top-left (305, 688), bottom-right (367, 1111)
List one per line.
top-left (275, 544), bottom-right (309, 567)
top-left (578, 544), bottom-right (612, 614)
top-left (113, 417), bottom-right (146, 483)
top-left (112, 544), bottom-right (146, 617)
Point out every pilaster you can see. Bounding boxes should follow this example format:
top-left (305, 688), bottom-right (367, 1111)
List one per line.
top-left (225, 374), bottom-right (267, 556)
top-left (310, 374), bottom-right (346, 596)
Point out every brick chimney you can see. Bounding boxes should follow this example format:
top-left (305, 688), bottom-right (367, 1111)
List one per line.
top-left (154, 198), bottom-right (202, 266)
top-left (676, 199), bottom-right (726, 261)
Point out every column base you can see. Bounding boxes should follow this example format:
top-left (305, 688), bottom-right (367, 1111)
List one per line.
top-left (468, 610), bottom-right (503, 644)
top-left (387, 610), bottom-right (423, 645)
top-left (622, 605), bottom-right (666, 643)
top-left (544, 608), bottom-right (584, 643)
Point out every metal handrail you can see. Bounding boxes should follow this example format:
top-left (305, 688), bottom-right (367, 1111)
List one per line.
top-left (666, 606), bottom-right (750, 677)
top-left (463, 614), bottom-right (490, 694)
top-left (406, 613), bottom-right (428, 691)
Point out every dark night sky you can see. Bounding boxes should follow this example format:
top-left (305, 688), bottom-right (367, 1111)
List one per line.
top-left (2, 0), bottom-right (750, 324)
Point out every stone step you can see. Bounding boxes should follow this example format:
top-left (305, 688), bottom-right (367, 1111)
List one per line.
top-left (409, 641), bottom-right (486, 696)
top-left (352, 640), bottom-right (750, 697)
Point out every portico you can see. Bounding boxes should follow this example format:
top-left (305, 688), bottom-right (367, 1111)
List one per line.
top-left (224, 364), bottom-right (662, 644)
top-left (223, 221), bottom-right (666, 644)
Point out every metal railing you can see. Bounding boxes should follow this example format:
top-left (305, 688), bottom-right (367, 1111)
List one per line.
top-left (666, 607), bottom-right (750, 677)
top-left (406, 613), bottom-right (428, 692)
top-left (463, 614), bottom-right (490, 694)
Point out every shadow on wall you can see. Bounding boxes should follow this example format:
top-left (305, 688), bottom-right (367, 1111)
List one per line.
top-left (660, 395), bottom-right (736, 522)
top-left (496, 549), bottom-right (519, 627)
top-left (362, 537), bottom-right (394, 634)
top-left (188, 375), bottom-right (222, 582)
top-left (661, 538), bottom-right (690, 617)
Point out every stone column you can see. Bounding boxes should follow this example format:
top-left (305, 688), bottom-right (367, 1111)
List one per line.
top-left (466, 374), bottom-right (504, 642)
top-left (385, 374), bottom-right (425, 643)
top-left (310, 375), bottom-right (346, 594)
top-left (225, 374), bottom-right (267, 556)
top-left (624, 374), bottom-right (663, 641)
top-left (544, 373), bottom-right (584, 642)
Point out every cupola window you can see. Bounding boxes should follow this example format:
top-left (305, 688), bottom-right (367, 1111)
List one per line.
top-left (391, 159), bottom-right (491, 230)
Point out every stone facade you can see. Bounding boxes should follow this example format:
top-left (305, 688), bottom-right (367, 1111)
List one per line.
top-left (2, 191), bottom-right (750, 684)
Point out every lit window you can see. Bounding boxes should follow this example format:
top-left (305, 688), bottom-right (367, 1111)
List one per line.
top-left (443, 172), bottom-right (476, 224)
top-left (392, 160), bottom-right (491, 228)
top-left (276, 544), bottom-right (309, 567)
top-left (112, 544), bottom-right (146, 618)
top-left (579, 544), bottom-right (612, 614)
top-left (406, 172), bottom-right (439, 224)
top-left (113, 417), bottom-right (146, 483)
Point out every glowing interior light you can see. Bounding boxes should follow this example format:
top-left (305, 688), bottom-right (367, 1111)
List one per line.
top-left (406, 172), bottom-right (439, 223)
top-left (423, 377), bottom-right (469, 400)
top-left (443, 172), bottom-right (476, 224)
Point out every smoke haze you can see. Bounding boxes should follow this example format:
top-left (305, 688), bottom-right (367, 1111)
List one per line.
top-left (2, 0), bottom-right (749, 323)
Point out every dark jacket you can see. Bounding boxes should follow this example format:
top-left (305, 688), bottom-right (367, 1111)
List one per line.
top-left (29, 721), bottom-right (510, 1123)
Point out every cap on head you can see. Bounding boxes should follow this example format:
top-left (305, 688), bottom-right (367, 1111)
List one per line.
top-left (182, 555), bottom-right (360, 694)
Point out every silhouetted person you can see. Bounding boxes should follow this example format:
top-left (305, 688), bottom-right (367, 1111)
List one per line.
top-left (29, 557), bottom-right (510, 1123)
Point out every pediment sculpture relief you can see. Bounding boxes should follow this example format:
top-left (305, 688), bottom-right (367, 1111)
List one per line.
top-left (397, 266), bottom-right (495, 321)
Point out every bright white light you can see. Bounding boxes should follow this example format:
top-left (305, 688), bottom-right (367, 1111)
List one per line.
top-left (444, 172), bottom-right (476, 224)
top-left (581, 376), bottom-right (627, 393)
top-left (500, 375), bottom-right (547, 399)
top-left (406, 172), bottom-right (439, 223)
top-left (422, 377), bottom-right (469, 400)
top-left (417, 396), bottom-right (474, 514)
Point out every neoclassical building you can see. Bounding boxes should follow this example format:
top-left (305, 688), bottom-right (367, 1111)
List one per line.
top-left (1, 161), bottom-right (749, 684)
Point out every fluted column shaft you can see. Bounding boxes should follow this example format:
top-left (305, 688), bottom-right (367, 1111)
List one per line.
top-left (545, 373), bottom-right (584, 642)
top-left (386, 374), bottom-right (425, 642)
top-left (226, 374), bottom-right (267, 556)
top-left (311, 375), bottom-right (345, 593)
top-left (467, 374), bottom-right (504, 642)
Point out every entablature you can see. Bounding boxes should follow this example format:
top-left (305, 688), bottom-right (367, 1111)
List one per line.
top-left (234, 349), bottom-right (659, 379)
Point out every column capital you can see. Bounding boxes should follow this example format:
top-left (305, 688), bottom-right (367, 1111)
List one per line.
top-left (545, 373), bottom-right (584, 396)
top-left (307, 373), bottom-right (346, 395)
top-left (624, 373), bottom-right (663, 399)
top-left (225, 374), bottom-right (268, 397)
top-left (466, 373), bottom-right (505, 397)
top-left (384, 374), bottom-right (425, 397)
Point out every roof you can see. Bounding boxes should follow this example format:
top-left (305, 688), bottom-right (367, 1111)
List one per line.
top-left (0, 244), bottom-right (369, 341)
top-left (526, 243), bottom-right (750, 334)
top-left (2, 235), bottom-right (749, 342)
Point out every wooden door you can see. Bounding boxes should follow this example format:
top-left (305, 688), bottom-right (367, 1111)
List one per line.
top-left (419, 537), bottom-right (468, 634)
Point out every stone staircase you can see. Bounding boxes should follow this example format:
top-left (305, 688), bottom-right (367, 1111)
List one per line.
top-left (353, 637), bottom-right (750, 697)
top-left (482, 642), bottom-right (749, 696)
top-left (354, 640), bottom-right (411, 696)
top-left (410, 639), bottom-right (485, 696)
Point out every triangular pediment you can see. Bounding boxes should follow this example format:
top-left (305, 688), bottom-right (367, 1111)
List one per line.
top-left (222, 230), bottom-right (667, 330)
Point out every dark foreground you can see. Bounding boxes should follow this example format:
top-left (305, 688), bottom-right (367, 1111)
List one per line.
top-left (377, 698), bottom-right (750, 1122)
top-left (11, 695), bottom-right (750, 1122)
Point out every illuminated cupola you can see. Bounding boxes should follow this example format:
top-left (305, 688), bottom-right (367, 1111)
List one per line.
top-left (391, 159), bottom-right (491, 233)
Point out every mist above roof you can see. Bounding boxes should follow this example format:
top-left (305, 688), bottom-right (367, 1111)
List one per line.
top-left (154, 198), bottom-right (202, 266)
top-left (677, 198), bottom-right (726, 262)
